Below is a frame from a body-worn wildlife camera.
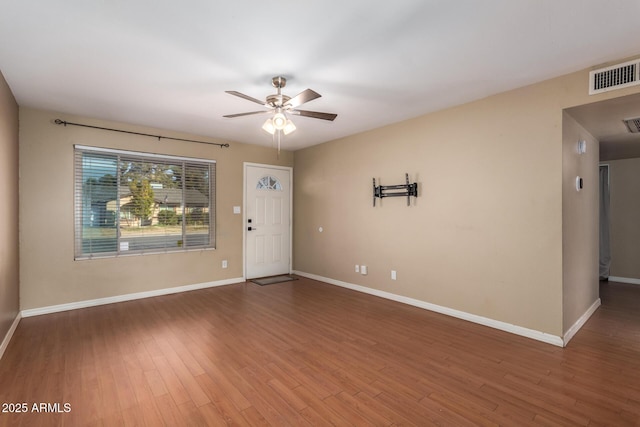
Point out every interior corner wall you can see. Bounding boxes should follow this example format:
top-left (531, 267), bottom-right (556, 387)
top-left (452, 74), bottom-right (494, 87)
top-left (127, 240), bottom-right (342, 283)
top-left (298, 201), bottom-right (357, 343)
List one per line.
top-left (607, 157), bottom-right (640, 281)
top-left (561, 111), bottom-right (599, 334)
top-left (293, 58), bottom-right (640, 338)
top-left (18, 108), bottom-right (293, 311)
top-left (0, 70), bottom-right (20, 341)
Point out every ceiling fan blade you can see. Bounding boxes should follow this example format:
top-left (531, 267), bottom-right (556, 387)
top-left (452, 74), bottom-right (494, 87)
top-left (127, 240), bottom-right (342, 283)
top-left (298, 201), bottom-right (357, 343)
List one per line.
top-left (225, 91), bottom-right (266, 106)
top-left (286, 89), bottom-right (321, 108)
top-left (290, 109), bottom-right (338, 121)
top-left (223, 110), bottom-right (273, 118)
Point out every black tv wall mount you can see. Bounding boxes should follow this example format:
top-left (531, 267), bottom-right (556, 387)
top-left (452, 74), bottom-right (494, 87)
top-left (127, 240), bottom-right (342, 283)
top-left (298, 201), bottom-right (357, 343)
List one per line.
top-left (373, 173), bottom-right (418, 207)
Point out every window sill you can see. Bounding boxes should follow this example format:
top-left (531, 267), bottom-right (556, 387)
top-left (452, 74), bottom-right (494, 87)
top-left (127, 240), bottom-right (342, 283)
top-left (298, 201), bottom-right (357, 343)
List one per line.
top-left (74, 246), bottom-right (216, 261)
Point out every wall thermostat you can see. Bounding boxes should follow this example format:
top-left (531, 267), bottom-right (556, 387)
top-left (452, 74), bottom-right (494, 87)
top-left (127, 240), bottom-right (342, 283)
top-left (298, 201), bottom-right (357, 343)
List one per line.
top-left (577, 140), bottom-right (586, 154)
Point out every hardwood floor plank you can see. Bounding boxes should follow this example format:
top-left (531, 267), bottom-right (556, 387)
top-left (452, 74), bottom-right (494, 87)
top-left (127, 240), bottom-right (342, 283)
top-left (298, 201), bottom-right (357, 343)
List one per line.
top-left (236, 365), bottom-right (311, 426)
top-left (573, 399), bottom-right (629, 426)
top-left (123, 359), bottom-right (156, 405)
top-left (324, 367), bottom-right (384, 397)
top-left (333, 390), bottom-right (394, 425)
top-left (201, 360), bottom-right (253, 411)
top-left (350, 390), bottom-right (418, 426)
top-left (153, 393), bottom-right (185, 426)
top-left (194, 372), bottom-right (250, 425)
top-left (202, 358), bottom-right (291, 426)
top-left (418, 392), bottom-right (496, 427)
top-left (197, 403), bottom-right (229, 427)
top-left (209, 397), bottom-right (249, 426)
top-left (425, 391), bottom-right (506, 427)
top-left (121, 403), bottom-right (147, 426)
top-left (479, 382), bottom-right (588, 425)
top-left (418, 372), bottom-right (499, 413)
top-left (374, 390), bottom-right (454, 426)
top-left (240, 406), bottom-right (271, 426)
top-left (295, 365), bottom-right (343, 398)
top-left (261, 362), bottom-right (300, 390)
top-left (266, 378), bottom-right (308, 412)
top-left (371, 373), bottom-right (425, 402)
top-left (110, 359), bottom-right (138, 411)
top-left (154, 336), bottom-right (210, 407)
top-left (377, 363), bottom-right (435, 397)
top-left (143, 369), bottom-right (169, 397)
top-left (176, 400), bottom-right (209, 426)
top-left (500, 372), bottom-right (578, 408)
top-left (151, 354), bottom-right (192, 406)
top-left (323, 393), bottom-right (386, 426)
top-left (163, 328), bottom-right (206, 377)
top-left (291, 384), bottom-right (351, 426)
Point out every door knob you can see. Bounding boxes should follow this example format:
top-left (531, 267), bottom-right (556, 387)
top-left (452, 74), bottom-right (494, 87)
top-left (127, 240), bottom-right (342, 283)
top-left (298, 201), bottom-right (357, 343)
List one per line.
top-left (248, 226), bottom-right (256, 231)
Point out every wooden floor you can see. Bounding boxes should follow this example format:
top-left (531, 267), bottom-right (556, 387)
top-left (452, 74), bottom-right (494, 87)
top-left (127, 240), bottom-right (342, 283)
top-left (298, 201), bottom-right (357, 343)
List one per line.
top-left (1, 278), bottom-right (639, 426)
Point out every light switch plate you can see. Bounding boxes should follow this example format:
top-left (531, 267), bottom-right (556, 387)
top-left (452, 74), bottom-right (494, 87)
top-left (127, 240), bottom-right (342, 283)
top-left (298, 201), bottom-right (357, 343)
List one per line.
top-left (233, 206), bottom-right (241, 214)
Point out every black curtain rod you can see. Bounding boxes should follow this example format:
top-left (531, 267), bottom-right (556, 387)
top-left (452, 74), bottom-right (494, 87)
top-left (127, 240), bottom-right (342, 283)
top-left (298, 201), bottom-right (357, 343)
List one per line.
top-left (54, 119), bottom-right (230, 148)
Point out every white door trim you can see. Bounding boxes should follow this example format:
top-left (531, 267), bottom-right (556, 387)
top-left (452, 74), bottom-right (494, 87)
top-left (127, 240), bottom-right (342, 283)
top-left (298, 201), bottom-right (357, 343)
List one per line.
top-left (243, 162), bottom-right (293, 279)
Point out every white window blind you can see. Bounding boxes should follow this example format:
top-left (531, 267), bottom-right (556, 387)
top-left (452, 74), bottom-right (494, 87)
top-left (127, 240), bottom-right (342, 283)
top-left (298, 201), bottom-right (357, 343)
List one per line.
top-left (74, 146), bottom-right (215, 259)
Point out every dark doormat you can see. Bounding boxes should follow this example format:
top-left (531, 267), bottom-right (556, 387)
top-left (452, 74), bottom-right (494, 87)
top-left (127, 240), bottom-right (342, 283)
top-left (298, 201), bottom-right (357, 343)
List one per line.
top-left (251, 275), bottom-right (298, 286)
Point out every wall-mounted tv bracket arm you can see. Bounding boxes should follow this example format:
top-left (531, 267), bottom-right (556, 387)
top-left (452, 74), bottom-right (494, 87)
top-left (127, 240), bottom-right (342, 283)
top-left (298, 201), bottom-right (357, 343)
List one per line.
top-left (373, 173), bottom-right (418, 207)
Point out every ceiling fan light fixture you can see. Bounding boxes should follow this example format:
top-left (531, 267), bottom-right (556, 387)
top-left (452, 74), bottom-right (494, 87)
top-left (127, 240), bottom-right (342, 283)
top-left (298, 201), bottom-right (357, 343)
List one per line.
top-left (283, 119), bottom-right (296, 135)
top-left (272, 112), bottom-right (287, 130)
top-left (262, 118), bottom-right (276, 135)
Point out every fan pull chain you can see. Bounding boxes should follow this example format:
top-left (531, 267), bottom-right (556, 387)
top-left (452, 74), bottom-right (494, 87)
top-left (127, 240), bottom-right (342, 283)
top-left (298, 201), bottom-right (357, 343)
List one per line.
top-left (270, 130), bottom-right (281, 159)
top-left (277, 130), bottom-right (281, 158)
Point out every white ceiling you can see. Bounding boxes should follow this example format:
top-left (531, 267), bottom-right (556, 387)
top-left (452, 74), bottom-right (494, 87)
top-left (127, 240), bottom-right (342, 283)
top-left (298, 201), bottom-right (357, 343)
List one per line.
top-left (2, 0), bottom-right (640, 150)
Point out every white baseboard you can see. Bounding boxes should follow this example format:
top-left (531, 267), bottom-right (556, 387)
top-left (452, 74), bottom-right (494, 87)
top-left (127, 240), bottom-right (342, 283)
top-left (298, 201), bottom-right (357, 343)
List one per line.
top-left (563, 298), bottom-right (601, 346)
top-left (608, 276), bottom-right (640, 286)
top-left (21, 277), bottom-right (245, 318)
top-left (0, 313), bottom-right (22, 361)
top-left (292, 270), bottom-right (564, 347)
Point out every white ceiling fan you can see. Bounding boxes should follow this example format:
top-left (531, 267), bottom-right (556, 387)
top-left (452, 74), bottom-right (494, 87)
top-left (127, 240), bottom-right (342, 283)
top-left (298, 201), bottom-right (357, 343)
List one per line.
top-left (223, 76), bottom-right (337, 138)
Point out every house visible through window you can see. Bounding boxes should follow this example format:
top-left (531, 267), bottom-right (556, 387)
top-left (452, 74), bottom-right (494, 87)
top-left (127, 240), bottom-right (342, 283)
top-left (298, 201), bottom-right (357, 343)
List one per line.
top-left (74, 145), bottom-right (216, 259)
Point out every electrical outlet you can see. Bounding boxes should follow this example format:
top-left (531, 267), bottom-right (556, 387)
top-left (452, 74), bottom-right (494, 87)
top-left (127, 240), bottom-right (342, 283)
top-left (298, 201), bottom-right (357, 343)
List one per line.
top-left (222, 260), bottom-right (228, 269)
top-left (361, 265), bottom-right (368, 275)
top-left (391, 270), bottom-right (397, 280)
top-left (355, 265), bottom-right (360, 273)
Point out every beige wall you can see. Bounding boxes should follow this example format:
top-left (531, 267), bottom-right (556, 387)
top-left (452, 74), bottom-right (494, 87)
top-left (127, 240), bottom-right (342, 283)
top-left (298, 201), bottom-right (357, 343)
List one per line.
top-left (294, 58), bottom-right (640, 338)
top-left (561, 112), bottom-right (599, 334)
top-left (19, 108), bottom-right (292, 310)
top-left (0, 70), bottom-right (19, 341)
top-left (607, 157), bottom-right (640, 280)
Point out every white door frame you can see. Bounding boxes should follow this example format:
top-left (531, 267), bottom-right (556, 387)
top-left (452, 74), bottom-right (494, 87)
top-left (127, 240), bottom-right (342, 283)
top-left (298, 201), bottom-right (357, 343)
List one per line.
top-left (243, 162), bottom-right (293, 279)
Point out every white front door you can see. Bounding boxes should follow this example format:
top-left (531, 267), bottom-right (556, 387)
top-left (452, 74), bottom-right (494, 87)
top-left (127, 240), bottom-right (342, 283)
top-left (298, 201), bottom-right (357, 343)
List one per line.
top-left (244, 164), bottom-right (292, 279)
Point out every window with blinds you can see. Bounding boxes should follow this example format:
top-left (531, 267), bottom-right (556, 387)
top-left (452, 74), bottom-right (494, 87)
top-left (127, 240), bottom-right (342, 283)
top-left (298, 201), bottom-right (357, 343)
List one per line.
top-left (74, 145), bottom-right (216, 259)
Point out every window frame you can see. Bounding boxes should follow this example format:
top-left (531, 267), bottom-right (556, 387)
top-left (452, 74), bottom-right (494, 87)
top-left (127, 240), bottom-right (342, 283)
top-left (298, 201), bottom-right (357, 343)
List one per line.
top-left (74, 145), bottom-right (216, 260)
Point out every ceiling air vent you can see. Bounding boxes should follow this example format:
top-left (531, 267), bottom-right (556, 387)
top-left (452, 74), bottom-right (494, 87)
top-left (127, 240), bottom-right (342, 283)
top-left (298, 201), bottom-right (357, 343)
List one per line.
top-left (589, 59), bottom-right (640, 95)
top-left (623, 117), bottom-right (640, 133)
